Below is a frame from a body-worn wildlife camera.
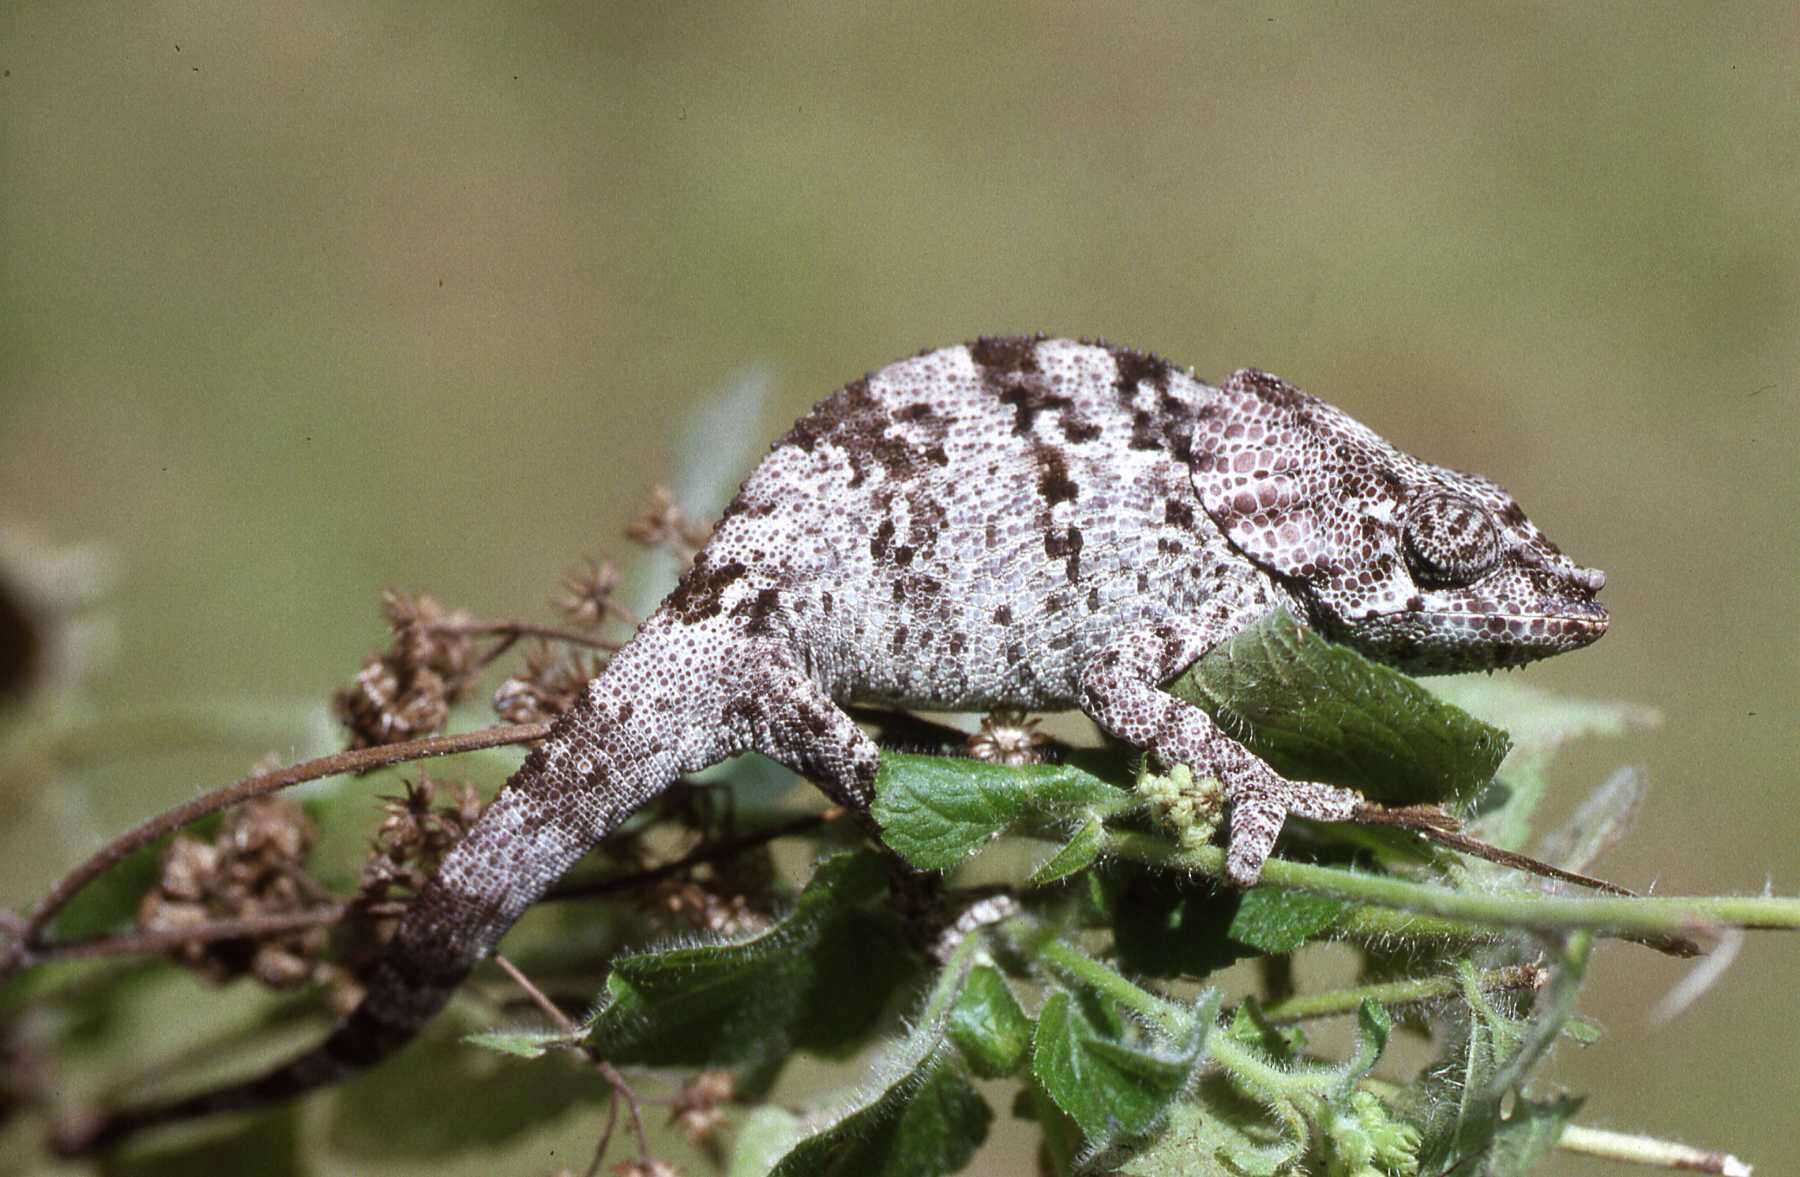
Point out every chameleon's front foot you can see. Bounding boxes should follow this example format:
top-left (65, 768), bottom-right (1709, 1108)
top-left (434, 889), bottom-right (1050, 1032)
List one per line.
top-left (1217, 766), bottom-right (1361, 887)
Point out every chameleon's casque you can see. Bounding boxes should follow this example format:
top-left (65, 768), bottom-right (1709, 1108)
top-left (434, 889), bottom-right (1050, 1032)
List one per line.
top-left (60, 337), bottom-right (1606, 1151)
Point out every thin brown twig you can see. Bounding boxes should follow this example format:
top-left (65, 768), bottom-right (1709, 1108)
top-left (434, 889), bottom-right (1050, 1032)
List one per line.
top-left (15, 722), bottom-right (553, 955)
top-left (495, 954), bottom-right (651, 1165)
top-left (20, 906), bottom-right (348, 967)
top-left (494, 953), bottom-right (580, 1032)
top-left (430, 619), bottom-right (623, 654)
top-left (1354, 803), bottom-right (1638, 897)
top-left (586, 1093), bottom-right (621, 1177)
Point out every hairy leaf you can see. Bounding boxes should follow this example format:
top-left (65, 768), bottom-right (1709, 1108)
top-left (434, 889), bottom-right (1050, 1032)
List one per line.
top-left (1028, 813), bottom-right (1107, 886)
top-left (873, 753), bottom-right (1130, 870)
top-left (1031, 986), bottom-right (1216, 1150)
top-left (461, 1027), bottom-right (573, 1059)
top-left (1169, 611), bottom-right (1509, 805)
top-left (947, 964), bottom-right (1031, 1078)
top-left (1484, 1094), bottom-right (1584, 1176)
top-left (1115, 1075), bottom-right (1301, 1176)
top-left (585, 851), bottom-right (900, 1071)
top-left (1227, 886), bottom-right (1348, 954)
top-left (1415, 960), bottom-right (1528, 1170)
top-left (749, 939), bottom-right (993, 1177)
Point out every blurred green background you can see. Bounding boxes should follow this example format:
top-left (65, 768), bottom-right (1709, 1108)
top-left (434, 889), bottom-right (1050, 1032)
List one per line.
top-left (2, 2), bottom-right (1796, 1173)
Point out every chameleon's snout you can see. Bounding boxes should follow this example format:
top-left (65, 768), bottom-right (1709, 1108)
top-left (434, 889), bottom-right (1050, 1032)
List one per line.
top-left (1572, 564), bottom-right (1607, 594)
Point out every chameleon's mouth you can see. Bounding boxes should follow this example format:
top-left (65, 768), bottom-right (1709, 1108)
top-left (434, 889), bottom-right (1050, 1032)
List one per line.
top-left (1336, 596), bottom-right (1609, 674)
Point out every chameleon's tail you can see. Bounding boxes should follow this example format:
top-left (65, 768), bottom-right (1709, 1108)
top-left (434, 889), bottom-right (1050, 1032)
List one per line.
top-left (51, 650), bottom-right (690, 1155)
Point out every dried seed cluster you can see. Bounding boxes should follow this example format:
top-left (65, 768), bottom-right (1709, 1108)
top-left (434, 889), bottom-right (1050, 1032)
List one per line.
top-left (334, 591), bottom-right (480, 748)
top-left (493, 642), bottom-right (609, 724)
top-left (626, 485), bottom-right (713, 570)
top-left (669, 1069), bottom-right (734, 1145)
top-left (963, 708), bottom-right (1052, 766)
top-left (557, 556), bottom-right (625, 630)
top-left (136, 796), bottom-right (327, 988)
top-left (360, 773), bottom-right (486, 904)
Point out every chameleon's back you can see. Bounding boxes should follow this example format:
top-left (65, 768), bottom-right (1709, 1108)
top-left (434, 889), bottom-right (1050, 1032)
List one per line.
top-left (703, 337), bottom-right (1250, 709)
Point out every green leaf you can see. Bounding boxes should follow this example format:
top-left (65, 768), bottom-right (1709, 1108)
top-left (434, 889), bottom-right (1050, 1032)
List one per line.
top-left (947, 964), bottom-right (1031, 1078)
top-left (768, 1053), bottom-right (990, 1177)
top-left (585, 851), bottom-right (902, 1071)
top-left (1227, 886), bottom-right (1348, 953)
top-left (460, 1027), bottom-right (573, 1059)
top-left (1169, 611), bottom-right (1509, 805)
top-left (1031, 987), bottom-right (1216, 1150)
top-left (755, 937), bottom-right (993, 1177)
top-left (1483, 1094), bottom-right (1584, 1176)
top-left (1414, 960), bottom-right (1528, 1170)
top-left (728, 1107), bottom-right (808, 1177)
top-left (1116, 1075), bottom-right (1302, 1176)
top-left (873, 753), bottom-right (1130, 870)
top-left (1028, 813), bottom-right (1106, 886)
top-left (1339, 998), bottom-right (1392, 1086)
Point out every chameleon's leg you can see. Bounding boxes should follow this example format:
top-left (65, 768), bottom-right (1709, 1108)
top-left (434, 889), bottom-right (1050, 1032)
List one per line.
top-left (1076, 617), bottom-right (1359, 887)
top-left (731, 656), bottom-right (881, 811)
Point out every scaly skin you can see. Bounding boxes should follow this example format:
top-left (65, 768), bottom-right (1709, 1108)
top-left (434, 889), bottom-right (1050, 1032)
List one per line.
top-left (55, 337), bottom-right (1608, 1152)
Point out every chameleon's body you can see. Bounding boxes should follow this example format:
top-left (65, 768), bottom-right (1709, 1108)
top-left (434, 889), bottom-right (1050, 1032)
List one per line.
top-left (68, 337), bottom-right (1608, 1150)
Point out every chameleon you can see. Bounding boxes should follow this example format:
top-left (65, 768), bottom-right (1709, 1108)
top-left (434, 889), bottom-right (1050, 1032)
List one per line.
top-left (58, 336), bottom-right (1609, 1151)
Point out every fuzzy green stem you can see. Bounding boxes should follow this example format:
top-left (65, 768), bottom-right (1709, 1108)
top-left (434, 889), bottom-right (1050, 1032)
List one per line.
top-left (1105, 830), bottom-right (1800, 945)
top-left (1035, 938), bottom-right (1190, 1039)
top-left (1258, 964), bottom-right (1543, 1024)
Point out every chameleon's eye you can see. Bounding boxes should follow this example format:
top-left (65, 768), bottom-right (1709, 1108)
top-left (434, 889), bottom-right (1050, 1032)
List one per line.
top-left (1403, 493), bottom-right (1500, 586)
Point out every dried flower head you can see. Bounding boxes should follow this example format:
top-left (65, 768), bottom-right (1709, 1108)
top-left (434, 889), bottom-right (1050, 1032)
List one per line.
top-left (609, 1160), bottom-right (679, 1177)
top-left (360, 773), bottom-right (486, 904)
top-left (557, 557), bottom-right (624, 630)
top-left (492, 642), bottom-right (608, 724)
top-left (669, 1070), bottom-right (734, 1145)
top-left (333, 591), bottom-right (479, 749)
top-left (136, 795), bottom-right (328, 988)
top-left (964, 709), bottom-right (1051, 766)
top-left (625, 486), bottom-right (712, 568)
top-left (648, 879), bottom-right (770, 938)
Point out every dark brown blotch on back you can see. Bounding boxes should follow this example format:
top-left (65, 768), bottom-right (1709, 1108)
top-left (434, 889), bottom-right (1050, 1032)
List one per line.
top-left (775, 372), bottom-right (949, 489)
top-left (1033, 442), bottom-right (1079, 506)
top-left (731, 587), bottom-right (782, 635)
top-left (1045, 525), bottom-right (1084, 584)
top-left (668, 555), bottom-right (748, 623)
top-left (871, 519), bottom-right (896, 561)
top-left (1111, 346), bottom-right (1172, 401)
top-left (969, 335), bottom-right (1043, 377)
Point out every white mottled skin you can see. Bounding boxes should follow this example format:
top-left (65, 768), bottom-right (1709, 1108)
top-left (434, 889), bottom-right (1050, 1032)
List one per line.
top-left (63, 338), bottom-right (1609, 1152)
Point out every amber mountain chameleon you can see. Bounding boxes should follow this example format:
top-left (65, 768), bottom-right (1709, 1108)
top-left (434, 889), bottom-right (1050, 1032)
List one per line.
top-left (63, 336), bottom-right (1609, 1150)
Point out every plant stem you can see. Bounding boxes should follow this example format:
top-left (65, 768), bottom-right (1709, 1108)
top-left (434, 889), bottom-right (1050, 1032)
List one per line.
top-left (1036, 938), bottom-right (1190, 1039)
top-left (1257, 963), bottom-right (1544, 1024)
top-left (1557, 1124), bottom-right (1752, 1174)
top-left (1106, 830), bottom-right (1800, 949)
top-left (13, 721), bottom-right (552, 954)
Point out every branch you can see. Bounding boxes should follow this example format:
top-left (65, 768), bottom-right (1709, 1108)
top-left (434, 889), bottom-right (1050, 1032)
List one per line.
top-left (432, 619), bottom-right (622, 670)
top-left (13, 722), bottom-right (552, 956)
top-left (1102, 830), bottom-right (1800, 957)
top-left (1255, 963), bottom-right (1546, 1024)
top-left (1352, 803), bottom-right (1637, 896)
top-left (1557, 1124), bottom-right (1752, 1175)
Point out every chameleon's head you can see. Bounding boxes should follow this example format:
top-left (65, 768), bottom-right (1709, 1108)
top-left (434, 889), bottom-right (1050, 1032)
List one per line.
top-left (1191, 369), bottom-right (1609, 674)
